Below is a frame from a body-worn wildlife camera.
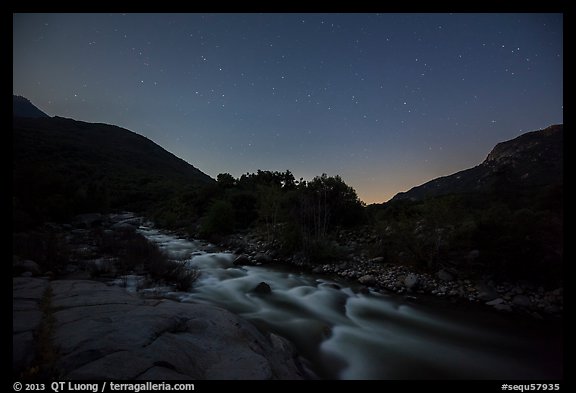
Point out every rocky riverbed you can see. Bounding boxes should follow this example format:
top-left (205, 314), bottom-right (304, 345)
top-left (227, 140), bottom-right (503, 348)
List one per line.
top-left (13, 212), bottom-right (563, 380)
top-left (219, 229), bottom-right (563, 319)
top-left (13, 213), bottom-right (563, 319)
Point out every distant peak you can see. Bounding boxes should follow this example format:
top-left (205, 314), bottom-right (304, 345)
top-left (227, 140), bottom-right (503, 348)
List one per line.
top-left (485, 124), bottom-right (563, 164)
top-left (541, 124), bottom-right (563, 135)
top-left (13, 95), bottom-right (49, 118)
top-left (392, 124), bottom-right (563, 202)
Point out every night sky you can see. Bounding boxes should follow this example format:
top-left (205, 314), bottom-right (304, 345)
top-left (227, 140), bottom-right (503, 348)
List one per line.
top-left (13, 13), bottom-right (563, 203)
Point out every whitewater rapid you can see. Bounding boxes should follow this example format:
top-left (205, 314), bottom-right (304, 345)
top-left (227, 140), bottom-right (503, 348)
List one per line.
top-left (136, 224), bottom-right (562, 380)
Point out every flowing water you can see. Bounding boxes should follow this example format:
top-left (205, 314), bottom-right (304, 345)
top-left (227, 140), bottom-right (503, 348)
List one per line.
top-left (136, 224), bottom-right (562, 380)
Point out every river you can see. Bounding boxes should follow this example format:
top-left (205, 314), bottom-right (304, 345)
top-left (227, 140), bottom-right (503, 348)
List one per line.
top-left (136, 223), bottom-right (562, 380)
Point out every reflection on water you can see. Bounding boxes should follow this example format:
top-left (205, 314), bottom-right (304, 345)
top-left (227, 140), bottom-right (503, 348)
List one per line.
top-left (138, 225), bottom-right (563, 380)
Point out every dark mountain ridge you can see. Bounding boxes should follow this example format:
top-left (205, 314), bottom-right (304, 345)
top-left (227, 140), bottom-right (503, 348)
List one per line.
top-left (13, 95), bottom-right (49, 118)
top-left (13, 116), bottom-right (213, 183)
top-left (13, 108), bottom-right (214, 228)
top-left (392, 124), bottom-right (563, 201)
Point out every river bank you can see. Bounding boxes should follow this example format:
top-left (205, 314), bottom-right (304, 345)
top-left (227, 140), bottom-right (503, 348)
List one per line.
top-left (13, 212), bottom-right (563, 379)
top-left (13, 277), bottom-right (312, 379)
top-left (134, 220), bottom-right (562, 380)
top-left (12, 212), bottom-right (314, 379)
top-left (214, 228), bottom-right (563, 319)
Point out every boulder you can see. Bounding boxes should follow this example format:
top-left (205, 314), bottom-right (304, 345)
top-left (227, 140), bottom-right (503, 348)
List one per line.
top-left (476, 282), bottom-right (499, 301)
top-left (233, 254), bottom-right (251, 266)
top-left (404, 274), bottom-right (419, 289)
top-left (254, 253), bottom-right (272, 264)
top-left (15, 260), bottom-right (41, 276)
top-left (358, 274), bottom-right (376, 286)
top-left (493, 304), bottom-right (513, 312)
top-left (544, 305), bottom-right (561, 314)
top-left (486, 298), bottom-right (504, 306)
top-left (73, 213), bottom-right (103, 229)
top-left (252, 282), bottom-right (272, 294)
top-left (437, 269), bottom-right (454, 282)
top-left (46, 279), bottom-right (305, 379)
top-left (467, 249), bottom-right (480, 261)
top-left (512, 295), bottom-right (531, 307)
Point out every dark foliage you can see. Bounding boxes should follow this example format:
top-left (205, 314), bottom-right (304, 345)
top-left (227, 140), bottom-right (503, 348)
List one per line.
top-left (367, 186), bottom-right (563, 287)
top-left (95, 227), bottom-right (199, 291)
top-left (13, 230), bottom-right (70, 273)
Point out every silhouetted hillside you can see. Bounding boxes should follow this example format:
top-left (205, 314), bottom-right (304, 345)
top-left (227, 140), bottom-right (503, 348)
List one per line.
top-left (392, 124), bottom-right (563, 201)
top-left (13, 95), bottom-right (49, 118)
top-left (13, 114), bottom-right (214, 228)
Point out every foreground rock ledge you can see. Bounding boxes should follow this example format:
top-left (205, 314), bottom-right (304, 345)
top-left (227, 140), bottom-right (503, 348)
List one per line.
top-left (13, 278), bottom-right (309, 380)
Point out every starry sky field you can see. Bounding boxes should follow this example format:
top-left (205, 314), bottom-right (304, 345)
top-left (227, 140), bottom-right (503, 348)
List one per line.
top-left (13, 13), bottom-right (563, 203)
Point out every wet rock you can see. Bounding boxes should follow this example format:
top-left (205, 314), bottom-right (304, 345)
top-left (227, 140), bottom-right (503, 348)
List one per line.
top-left (357, 287), bottom-right (370, 295)
top-left (233, 254), bottom-right (251, 266)
top-left (254, 252), bottom-right (272, 264)
top-left (111, 222), bottom-right (137, 231)
top-left (369, 257), bottom-right (385, 264)
top-left (253, 282), bottom-right (272, 294)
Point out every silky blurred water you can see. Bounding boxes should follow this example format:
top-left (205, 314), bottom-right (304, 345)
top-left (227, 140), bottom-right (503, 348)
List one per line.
top-left (137, 225), bottom-right (563, 380)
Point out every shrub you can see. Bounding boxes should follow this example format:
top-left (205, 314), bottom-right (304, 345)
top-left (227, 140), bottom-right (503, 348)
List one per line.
top-left (163, 262), bottom-right (200, 292)
top-left (304, 238), bottom-right (347, 264)
top-left (199, 199), bottom-right (236, 237)
top-left (278, 221), bottom-right (303, 254)
top-left (94, 227), bottom-right (199, 290)
top-left (13, 230), bottom-right (70, 274)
